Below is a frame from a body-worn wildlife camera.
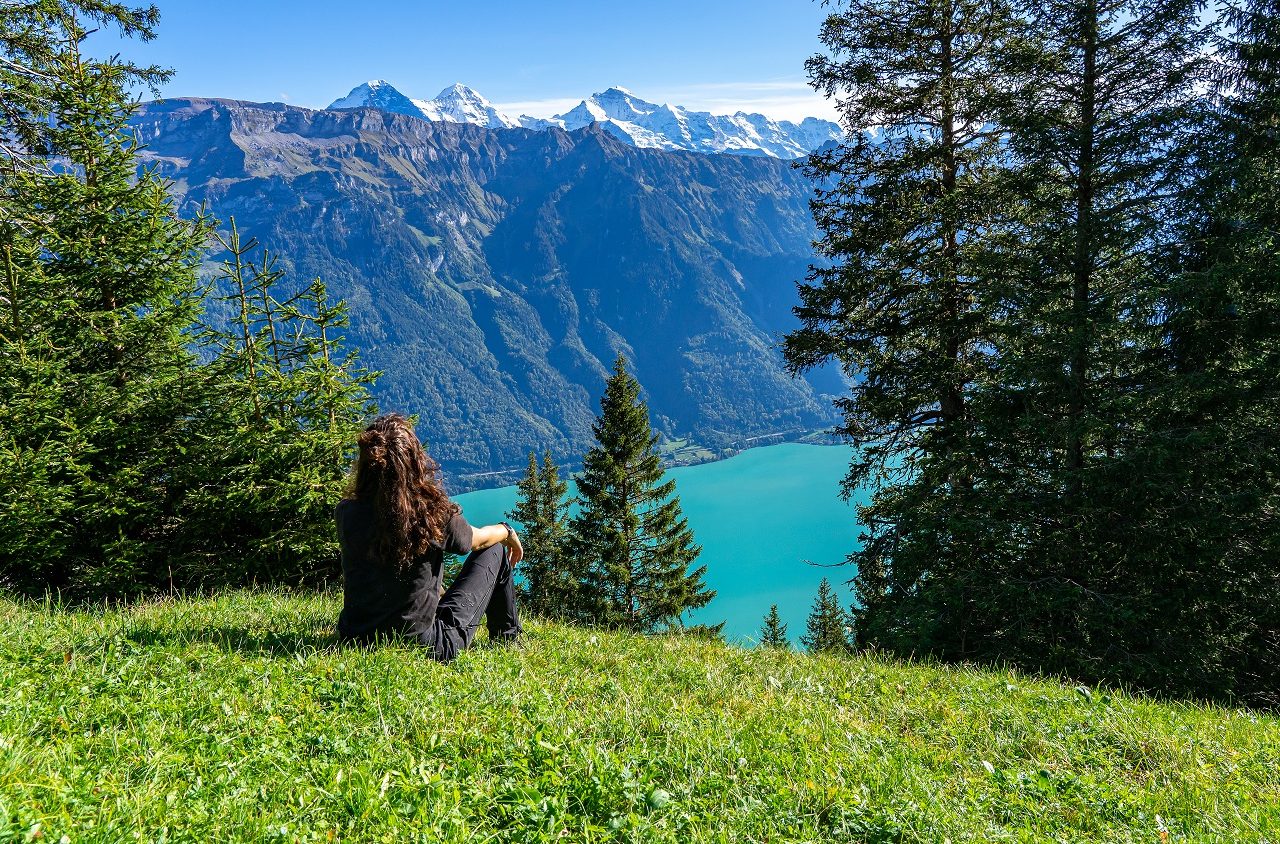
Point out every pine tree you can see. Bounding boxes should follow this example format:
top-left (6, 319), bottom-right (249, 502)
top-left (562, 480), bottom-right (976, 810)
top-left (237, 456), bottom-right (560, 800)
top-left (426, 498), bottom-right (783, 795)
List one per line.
top-left (800, 579), bottom-right (852, 655)
top-left (172, 222), bottom-right (377, 587)
top-left (784, 0), bottom-right (1019, 653)
top-left (758, 604), bottom-right (790, 649)
top-left (507, 450), bottom-right (572, 618)
top-left (0, 7), bottom-right (209, 594)
top-left (1206, 0), bottom-right (1280, 708)
top-left (1130, 0), bottom-right (1280, 705)
top-left (568, 356), bottom-right (715, 632)
top-left (791, 0), bottom-right (1247, 699)
top-left (951, 0), bottom-right (1212, 676)
top-left (0, 7), bottom-right (377, 596)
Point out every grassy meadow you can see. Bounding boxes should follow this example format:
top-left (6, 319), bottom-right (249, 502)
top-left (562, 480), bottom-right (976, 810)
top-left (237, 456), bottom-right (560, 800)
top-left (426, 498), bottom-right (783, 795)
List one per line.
top-left (0, 590), bottom-right (1275, 843)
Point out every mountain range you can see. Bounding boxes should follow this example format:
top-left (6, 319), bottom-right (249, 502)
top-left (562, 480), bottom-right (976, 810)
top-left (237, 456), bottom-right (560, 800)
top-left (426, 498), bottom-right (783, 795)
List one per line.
top-left (328, 80), bottom-right (843, 160)
top-left (129, 98), bottom-right (842, 488)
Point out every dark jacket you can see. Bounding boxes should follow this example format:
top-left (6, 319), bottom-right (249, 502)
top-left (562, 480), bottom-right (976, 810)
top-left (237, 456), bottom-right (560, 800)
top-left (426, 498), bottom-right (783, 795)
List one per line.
top-left (334, 498), bottom-right (473, 642)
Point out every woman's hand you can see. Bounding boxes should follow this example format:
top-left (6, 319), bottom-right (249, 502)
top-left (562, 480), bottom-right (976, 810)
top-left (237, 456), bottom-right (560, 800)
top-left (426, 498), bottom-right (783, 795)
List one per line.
top-left (470, 522), bottom-right (523, 567)
top-left (504, 528), bottom-right (524, 567)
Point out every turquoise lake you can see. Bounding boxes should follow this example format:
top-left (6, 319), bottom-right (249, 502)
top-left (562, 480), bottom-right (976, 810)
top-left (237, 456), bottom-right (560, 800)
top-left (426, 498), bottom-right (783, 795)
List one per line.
top-left (454, 443), bottom-right (863, 644)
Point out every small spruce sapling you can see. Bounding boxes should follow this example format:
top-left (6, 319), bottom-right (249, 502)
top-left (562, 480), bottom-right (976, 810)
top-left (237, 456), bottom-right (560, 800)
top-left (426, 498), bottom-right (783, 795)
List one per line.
top-left (801, 578), bottom-right (853, 655)
top-left (507, 450), bottom-right (572, 618)
top-left (759, 604), bottom-right (790, 649)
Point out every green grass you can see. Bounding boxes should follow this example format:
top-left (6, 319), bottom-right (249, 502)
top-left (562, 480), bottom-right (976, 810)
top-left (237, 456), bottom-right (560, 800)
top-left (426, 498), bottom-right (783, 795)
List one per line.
top-left (657, 437), bottom-right (717, 466)
top-left (0, 591), bottom-right (1276, 843)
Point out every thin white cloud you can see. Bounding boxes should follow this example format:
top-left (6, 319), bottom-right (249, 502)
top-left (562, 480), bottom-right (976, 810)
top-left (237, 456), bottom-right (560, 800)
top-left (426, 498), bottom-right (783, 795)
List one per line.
top-left (674, 93), bottom-right (838, 123)
top-left (661, 80), bottom-right (817, 94)
top-left (649, 80), bottom-right (838, 122)
top-left (491, 96), bottom-right (582, 117)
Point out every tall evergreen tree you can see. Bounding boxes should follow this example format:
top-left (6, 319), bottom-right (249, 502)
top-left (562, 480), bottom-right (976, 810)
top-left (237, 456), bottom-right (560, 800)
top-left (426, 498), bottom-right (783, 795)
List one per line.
top-left (792, 0), bottom-right (1242, 699)
top-left (951, 0), bottom-right (1212, 677)
top-left (1134, 0), bottom-right (1280, 705)
top-left (1208, 0), bottom-right (1280, 707)
top-left (758, 604), bottom-right (790, 649)
top-left (784, 0), bottom-right (1018, 650)
top-left (0, 7), bottom-right (209, 593)
top-left (800, 579), bottom-right (853, 654)
top-left (172, 223), bottom-right (377, 587)
top-left (0, 8), bottom-right (377, 596)
top-left (507, 450), bottom-right (572, 618)
top-left (568, 356), bottom-right (715, 632)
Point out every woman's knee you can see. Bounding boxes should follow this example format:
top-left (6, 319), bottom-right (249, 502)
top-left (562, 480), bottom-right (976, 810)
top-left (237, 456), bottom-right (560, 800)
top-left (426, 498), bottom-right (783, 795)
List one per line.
top-left (466, 542), bottom-right (508, 571)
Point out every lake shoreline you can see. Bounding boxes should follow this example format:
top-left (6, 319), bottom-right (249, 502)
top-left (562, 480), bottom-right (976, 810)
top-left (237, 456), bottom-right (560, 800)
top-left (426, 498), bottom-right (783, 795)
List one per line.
top-left (454, 441), bottom-right (861, 643)
top-left (448, 427), bottom-right (844, 494)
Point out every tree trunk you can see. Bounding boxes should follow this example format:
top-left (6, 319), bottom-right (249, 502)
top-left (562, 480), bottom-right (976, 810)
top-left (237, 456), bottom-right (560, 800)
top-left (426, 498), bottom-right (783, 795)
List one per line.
top-left (1068, 0), bottom-right (1099, 492)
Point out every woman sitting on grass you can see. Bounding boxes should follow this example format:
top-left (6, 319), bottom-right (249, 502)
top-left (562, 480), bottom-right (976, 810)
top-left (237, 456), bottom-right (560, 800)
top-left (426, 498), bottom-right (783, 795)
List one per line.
top-left (335, 413), bottom-right (524, 661)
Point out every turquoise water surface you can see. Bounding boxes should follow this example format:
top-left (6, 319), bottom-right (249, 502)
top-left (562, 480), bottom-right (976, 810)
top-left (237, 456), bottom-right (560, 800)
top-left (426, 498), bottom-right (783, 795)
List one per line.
top-left (453, 443), bottom-right (863, 644)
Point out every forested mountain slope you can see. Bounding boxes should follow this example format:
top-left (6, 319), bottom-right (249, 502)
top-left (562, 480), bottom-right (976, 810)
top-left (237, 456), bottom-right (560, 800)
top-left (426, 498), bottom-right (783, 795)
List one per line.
top-left (131, 98), bottom-right (839, 484)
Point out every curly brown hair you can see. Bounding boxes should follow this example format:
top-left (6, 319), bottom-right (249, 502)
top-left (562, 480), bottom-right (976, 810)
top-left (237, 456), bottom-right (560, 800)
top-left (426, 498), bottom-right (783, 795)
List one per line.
top-left (345, 413), bottom-right (460, 572)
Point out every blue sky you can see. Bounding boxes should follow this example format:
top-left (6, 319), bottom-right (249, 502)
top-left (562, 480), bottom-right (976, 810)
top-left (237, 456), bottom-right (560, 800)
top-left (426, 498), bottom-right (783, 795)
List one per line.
top-left (94, 0), bottom-right (839, 121)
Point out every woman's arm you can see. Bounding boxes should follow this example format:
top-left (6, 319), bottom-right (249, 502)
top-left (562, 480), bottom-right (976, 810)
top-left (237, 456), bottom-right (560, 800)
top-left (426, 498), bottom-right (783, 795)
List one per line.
top-left (470, 522), bottom-right (524, 565)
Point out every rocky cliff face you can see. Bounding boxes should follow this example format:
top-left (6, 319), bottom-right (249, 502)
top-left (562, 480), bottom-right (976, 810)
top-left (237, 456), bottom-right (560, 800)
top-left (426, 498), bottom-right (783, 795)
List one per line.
top-left (132, 98), bottom-right (840, 485)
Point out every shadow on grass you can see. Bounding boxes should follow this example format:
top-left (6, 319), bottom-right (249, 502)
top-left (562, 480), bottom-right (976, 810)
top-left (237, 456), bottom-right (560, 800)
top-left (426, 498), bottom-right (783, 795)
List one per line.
top-left (125, 624), bottom-right (342, 657)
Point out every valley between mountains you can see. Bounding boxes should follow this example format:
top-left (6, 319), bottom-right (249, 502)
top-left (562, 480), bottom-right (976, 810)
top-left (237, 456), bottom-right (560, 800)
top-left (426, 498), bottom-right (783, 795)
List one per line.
top-left (131, 98), bottom-right (843, 487)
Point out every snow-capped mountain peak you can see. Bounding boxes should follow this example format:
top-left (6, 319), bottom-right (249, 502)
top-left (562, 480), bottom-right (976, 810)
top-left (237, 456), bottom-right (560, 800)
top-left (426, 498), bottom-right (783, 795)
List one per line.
top-left (423, 82), bottom-right (520, 129)
top-left (327, 81), bottom-right (842, 159)
top-left (328, 79), bottom-right (422, 115)
top-left (591, 87), bottom-right (660, 119)
top-left (556, 98), bottom-right (611, 131)
top-left (327, 80), bottom-right (518, 130)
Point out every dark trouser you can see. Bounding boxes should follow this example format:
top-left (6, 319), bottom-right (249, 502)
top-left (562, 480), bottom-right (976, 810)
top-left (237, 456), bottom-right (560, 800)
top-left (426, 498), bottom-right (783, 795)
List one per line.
top-left (421, 543), bottom-right (522, 662)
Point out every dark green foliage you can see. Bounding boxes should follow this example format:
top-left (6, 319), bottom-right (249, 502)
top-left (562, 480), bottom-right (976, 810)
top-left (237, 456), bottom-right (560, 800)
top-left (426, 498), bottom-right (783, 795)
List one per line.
top-left (170, 222), bottom-right (377, 588)
top-left (567, 356), bottom-right (715, 632)
top-left (1211, 0), bottom-right (1280, 705)
top-left (0, 8), bottom-right (376, 598)
top-left (0, 7), bottom-right (209, 595)
top-left (678, 623), bottom-right (727, 641)
top-left (507, 450), bottom-right (572, 618)
top-left (758, 604), bottom-right (789, 649)
top-left (1135, 0), bottom-right (1280, 705)
top-left (800, 579), bottom-right (852, 654)
top-left (786, 0), bottom-right (1017, 658)
top-left (795, 0), bottom-right (1280, 704)
top-left (948, 0), bottom-right (1214, 691)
